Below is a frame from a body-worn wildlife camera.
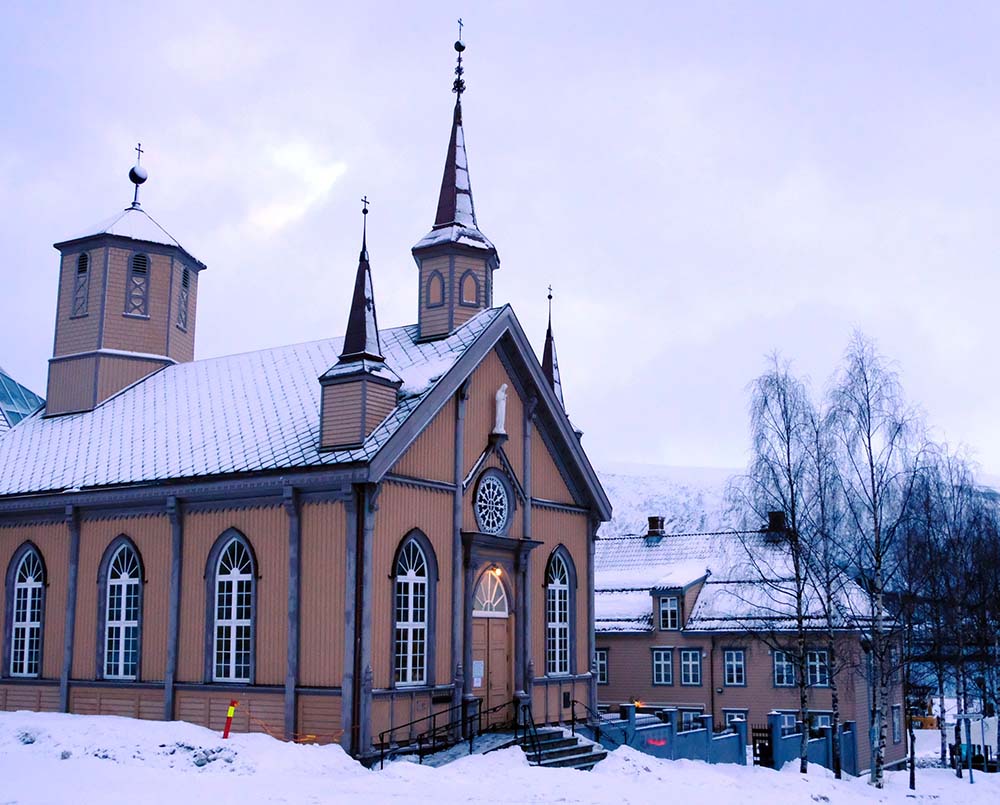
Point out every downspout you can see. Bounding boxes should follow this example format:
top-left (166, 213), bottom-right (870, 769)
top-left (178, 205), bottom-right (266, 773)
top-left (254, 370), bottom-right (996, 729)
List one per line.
top-left (710, 636), bottom-right (717, 723)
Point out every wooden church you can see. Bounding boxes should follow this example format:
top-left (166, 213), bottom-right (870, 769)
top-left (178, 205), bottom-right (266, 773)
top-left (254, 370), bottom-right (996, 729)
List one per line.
top-left (0, 39), bottom-right (611, 758)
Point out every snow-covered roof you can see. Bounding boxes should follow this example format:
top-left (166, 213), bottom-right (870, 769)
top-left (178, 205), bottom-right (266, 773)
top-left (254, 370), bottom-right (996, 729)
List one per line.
top-left (594, 589), bottom-right (653, 633)
top-left (0, 308), bottom-right (501, 496)
top-left (57, 205), bottom-right (201, 265)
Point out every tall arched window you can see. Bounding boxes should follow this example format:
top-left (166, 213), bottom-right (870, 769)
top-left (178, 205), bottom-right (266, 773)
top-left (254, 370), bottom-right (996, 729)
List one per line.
top-left (9, 548), bottom-right (45, 677)
top-left (394, 539), bottom-right (428, 686)
top-left (460, 271), bottom-right (479, 306)
top-left (102, 542), bottom-right (142, 680)
top-left (545, 553), bottom-right (571, 676)
top-left (125, 253), bottom-right (149, 316)
top-left (213, 537), bottom-right (254, 682)
top-left (72, 252), bottom-right (90, 317)
top-left (426, 271), bottom-right (445, 307)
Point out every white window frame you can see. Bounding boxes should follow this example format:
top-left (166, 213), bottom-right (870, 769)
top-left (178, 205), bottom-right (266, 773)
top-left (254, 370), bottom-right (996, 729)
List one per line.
top-left (779, 712), bottom-right (798, 733)
top-left (811, 713), bottom-right (832, 729)
top-left (680, 648), bottom-right (701, 686)
top-left (10, 550), bottom-right (44, 677)
top-left (213, 539), bottom-right (253, 683)
top-left (658, 596), bottom-right (679, 630)
top-left (545, 555), bottom-right (570, 676)
top-left (724, 649), bottom-right (746, 686)
top-left (724, 709), bottom-right (748, 728)
top-left (773, 650), bottom-right (795, 687)
top-left (394, 540), bottom-right (428, 686)
top-left (651, 647), bottom-right (673, 685)
top-left (595, 648), bottom-right (609, 685)
top-left (104, 544), bottom-right (140, 680)
top-left (680, 710), bottom-right (702, 731)
top-left (806, 649), bottom-right (830, 687)
top-left (891, 705), bottom-right (902, 744)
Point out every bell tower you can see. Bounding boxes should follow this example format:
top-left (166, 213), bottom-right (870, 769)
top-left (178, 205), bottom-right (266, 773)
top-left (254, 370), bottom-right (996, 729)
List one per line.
top-left (412, 34), bottom-right (499, 341)
top-left (46, 147), bottom-right (206, 416)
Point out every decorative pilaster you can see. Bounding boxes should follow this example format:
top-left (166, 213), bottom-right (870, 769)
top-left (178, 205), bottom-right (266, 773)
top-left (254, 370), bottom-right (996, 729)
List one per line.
top-left (342, 491), bottom-right (358, 752)
top-left (452, 379), bottom-right (470, 709)
top-left (283, 486), bottom-right (301, 740)
top-left (59, 505), bottom-right (80, 712)
top-left (588, 514), bottom-right (598, 713)
top-left (164, 496), bottom-right (183, 720)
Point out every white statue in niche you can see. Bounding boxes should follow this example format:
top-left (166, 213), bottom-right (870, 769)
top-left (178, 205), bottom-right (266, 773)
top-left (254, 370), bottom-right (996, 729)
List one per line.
top-left (493, 383), bottom-right (508, 435)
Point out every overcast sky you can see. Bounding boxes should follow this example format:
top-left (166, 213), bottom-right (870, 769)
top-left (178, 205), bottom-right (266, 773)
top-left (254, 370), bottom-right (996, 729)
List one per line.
top-left (3, 1), bottom-right (1000, 476)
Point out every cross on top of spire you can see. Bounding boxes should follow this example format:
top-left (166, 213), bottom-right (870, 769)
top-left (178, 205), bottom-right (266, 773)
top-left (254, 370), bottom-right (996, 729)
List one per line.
top-left (453, 18), bottom-right (466, 98)
top-left (128, 142), bottom-right (149, 208)
top-left (135, 142), bottom-right (144, 162)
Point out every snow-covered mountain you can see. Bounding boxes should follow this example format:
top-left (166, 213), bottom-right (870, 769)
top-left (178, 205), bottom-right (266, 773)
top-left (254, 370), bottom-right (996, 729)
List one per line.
top-left (595, 463), bottom-right (740, 538)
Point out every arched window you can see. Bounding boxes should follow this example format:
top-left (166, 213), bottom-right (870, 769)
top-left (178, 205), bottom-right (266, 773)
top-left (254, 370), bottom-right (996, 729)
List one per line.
top-left (212, 536), bottom-right (255, 682)
top-left (393, 538), bottom-right (429, 686)
top-left (176, 267), bottom-right (191, 330)
top-left (125, 253), bottom-right (149, 316)
top-left (72, 252), bottom-right (90, 317)
top-left (474, 470), bottom-right (513, 535)
top-left (545, 553), bottom-right (571, 676)
top-left (426, 271), bottom-right (445, 307)
top-left (460, 271), bottom-right (479, 306)
top-left (101, 541), bottom-right (142, 680)
top-left (9, 547), bottom-right (45, 677)
top-left (473, 571), bottom-right (509, 617)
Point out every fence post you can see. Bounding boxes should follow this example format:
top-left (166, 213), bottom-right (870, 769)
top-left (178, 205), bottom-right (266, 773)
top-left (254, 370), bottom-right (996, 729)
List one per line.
top-left (619, 703), bottom-right (637, 744)
top-left (767, 711), bottom-right (784, 770)
top-left (733, 718), bottom-right (748, 765)
top-left (819, 725), bottom-right (832, 771)
top-left (700, 714), bottom-right (714, 763)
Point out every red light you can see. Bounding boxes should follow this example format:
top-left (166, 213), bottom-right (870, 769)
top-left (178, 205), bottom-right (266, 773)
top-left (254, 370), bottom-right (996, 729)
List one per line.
top-left (646, 738), bottom-right (667, 747)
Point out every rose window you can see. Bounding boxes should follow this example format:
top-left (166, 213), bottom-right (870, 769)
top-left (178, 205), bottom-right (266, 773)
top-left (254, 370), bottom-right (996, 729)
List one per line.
top-left (476, 476), bottom-right (509, 534)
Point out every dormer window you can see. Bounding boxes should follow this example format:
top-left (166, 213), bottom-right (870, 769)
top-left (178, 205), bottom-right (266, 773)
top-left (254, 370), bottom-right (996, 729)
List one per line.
top-left (125, 254), bottom-right (149, 316)
top-left (72, 253), bottom-right (90, 317)
top-left (659, 596), bottom-right (679, 630)
top-left (176, 267), bottom-right (190, 330)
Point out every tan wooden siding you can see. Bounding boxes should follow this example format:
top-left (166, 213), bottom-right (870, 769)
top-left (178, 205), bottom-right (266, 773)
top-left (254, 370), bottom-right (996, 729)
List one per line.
top-left (297, 694), bottom-right (343, 743)
top-left (0, 523), bottom-right (69, 680)
top-left (175, 688), bottom-right (284, 735)
top-left (452, 255), bottom-right (489, 329)
top-left (462, 350), bottom-right (524, 482)
top-left (101, 247), bottom-right (171, 357)
top-left (530, 677), bottom-right (589, 725)
top-left (530, 507), bottom-right (590, 677)
top-left (54, 249), bottom-right (104, 357)
top-left (530, 432), bottom-right (575, 505)
top-left (391, 397), bottom-right (455, 483)
top-left (73, 515), bottom-right (171, 681)
top-left (299, 501), bottom-right (347, 687)
top-left (371, 689), bottom-right (450, 743)
top-left (177, 507), bottom-right (287, 685)
top-left (365, 382), bottom-right (398, 435)
top-left (371, 483), bottom-right (453, 689)
top-left (45, 356), bottom-right (97, 415)
top-left (69, 686), bottom-right (164, 720)
top-left (418, 256), bottom-right (452, 338)
top-left (95, 356), bottom-right (167, 403)
top-left (321, 383), bottom-right (363, 448)
top-left (462, 452), bottom-right (524, 539)
top-left (0, 683), bottom-right (60, 712)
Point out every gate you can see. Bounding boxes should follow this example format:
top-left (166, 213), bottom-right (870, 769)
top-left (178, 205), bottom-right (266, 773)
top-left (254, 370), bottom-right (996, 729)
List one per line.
top-left (751, 724), bottom-right (773, 767)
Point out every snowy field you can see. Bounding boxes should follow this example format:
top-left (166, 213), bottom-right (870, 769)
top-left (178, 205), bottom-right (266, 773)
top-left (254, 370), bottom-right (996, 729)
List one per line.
top-left (0, 712), bottom-right (996, 804)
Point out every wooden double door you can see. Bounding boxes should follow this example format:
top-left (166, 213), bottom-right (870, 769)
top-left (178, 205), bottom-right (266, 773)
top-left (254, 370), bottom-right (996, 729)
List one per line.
top-left (471, 572), bottom-right (512, 725)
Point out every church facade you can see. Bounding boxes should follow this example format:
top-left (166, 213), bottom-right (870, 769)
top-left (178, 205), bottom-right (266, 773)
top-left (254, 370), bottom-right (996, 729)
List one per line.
top-left (0, 44), bottom-right (611, 758)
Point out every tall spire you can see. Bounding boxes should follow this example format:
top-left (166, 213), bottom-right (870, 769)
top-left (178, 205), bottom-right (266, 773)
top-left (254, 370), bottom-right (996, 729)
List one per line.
top-left (339, 197), bottom-right (384, 363)
top-left (542, 286), bottom-right (565, 407)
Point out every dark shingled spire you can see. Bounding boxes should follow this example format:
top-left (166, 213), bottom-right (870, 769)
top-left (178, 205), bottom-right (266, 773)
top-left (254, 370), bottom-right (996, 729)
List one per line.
top-left (338, 200), bottom-right (384, 363)
top-left (542, 287), bottom-right (564, 408)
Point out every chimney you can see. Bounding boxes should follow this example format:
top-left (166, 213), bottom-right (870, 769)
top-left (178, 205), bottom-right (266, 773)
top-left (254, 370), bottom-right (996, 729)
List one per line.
top-left (645, 515), bottom-right (666, 545)
top-left (765, 511), bottom-right (787, 540)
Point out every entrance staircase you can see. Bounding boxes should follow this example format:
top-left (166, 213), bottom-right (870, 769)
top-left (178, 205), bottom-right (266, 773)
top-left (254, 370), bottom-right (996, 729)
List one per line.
top-left (511, 726), bottom-right (608, 770)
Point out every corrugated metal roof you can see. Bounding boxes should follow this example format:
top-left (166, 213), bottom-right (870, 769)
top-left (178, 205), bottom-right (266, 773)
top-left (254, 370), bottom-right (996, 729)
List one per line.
top-left (0, 308), bottom-right (501, 496)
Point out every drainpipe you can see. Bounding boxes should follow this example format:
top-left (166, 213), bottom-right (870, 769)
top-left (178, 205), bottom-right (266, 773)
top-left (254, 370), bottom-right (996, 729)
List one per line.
top-left (710, 636), bottom-right (717, 723)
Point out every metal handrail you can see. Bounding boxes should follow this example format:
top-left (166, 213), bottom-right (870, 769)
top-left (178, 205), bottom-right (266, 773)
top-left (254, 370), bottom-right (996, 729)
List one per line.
top-left (519, 702), bottom-right (542, 763)
top-left (378, 700), bottom-right (464, 769)
top-left (570, 699), bottom-right (626, 748)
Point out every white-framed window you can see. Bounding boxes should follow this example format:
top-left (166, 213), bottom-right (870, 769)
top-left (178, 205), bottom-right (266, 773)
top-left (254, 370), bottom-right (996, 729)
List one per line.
top-left (811, 713), bottom-right (832, 730)
top-left (680, 648), bottom-right (701, 686)
top-left (652, 647), bottom-right (673, 685)
top-left (806, 649), bottom-right (829, 687)
top-left (724, 709), bottom-right (748, 729)
top-left (891, 705), bottom-right (902, 744)
top-left (10, 549), bottom-right (44, 677)
top-left (472, 571), bottom-right (508, 617)
top-left (659, 596), bottom-right (679, 630)
top-left (394, 540), bottom-right (428, 686)
top-left (774, 650), bottom-right (795, 687)
top-left (104, 544), bottom-right (141, 680)
top-left (125, 254), bottom-right (149, 316)
top-left (214, 538), bottom-right (253, 682)
top-left (545, 554), bottom-right (570, 676)
top-left (680, 710), bottom-right (701, 731)
top-left (72, 253), bottom-right (90, 317)
top-left (595, 648), bottom-right (609, 685)
top-left (724, 649), bottom-right (746, 686)
top-left (176, 268), bottom-right (191, 330)
top-left (779, 712), bottom-right (798, 734)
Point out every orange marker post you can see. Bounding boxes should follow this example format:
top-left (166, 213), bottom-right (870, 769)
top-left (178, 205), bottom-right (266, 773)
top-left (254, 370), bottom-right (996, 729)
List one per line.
top-left (223, 699), bottom-right (239, 739)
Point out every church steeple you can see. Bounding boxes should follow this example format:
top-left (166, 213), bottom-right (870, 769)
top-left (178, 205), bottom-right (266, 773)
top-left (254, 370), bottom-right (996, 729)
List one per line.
top-left (413, 29), bottom-right (500, 341)
top-left (542, 287), bottom-right (565, 408)
top-left (319, 201), bottom-right (401, 451)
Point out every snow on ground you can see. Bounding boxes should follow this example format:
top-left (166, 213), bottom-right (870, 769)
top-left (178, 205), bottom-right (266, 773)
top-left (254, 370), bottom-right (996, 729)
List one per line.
top-left (0, 711), bottom-right (996, 804)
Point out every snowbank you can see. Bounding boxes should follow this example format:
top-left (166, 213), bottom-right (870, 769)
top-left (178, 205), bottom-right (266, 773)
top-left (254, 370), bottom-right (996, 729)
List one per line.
top-left (0, 710), bottom-right (996, 804)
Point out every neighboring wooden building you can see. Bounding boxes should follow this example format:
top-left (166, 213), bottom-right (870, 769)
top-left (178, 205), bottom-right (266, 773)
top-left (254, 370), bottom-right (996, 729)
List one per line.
top-left (0, 44), bottom-right (611, 759)
top-left (594, 517), bottom-right (907, 774)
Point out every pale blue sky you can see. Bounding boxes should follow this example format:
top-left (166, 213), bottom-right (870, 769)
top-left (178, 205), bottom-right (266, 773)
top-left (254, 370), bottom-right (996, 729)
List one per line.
top-left (3, 1), bottom-right (999, 474)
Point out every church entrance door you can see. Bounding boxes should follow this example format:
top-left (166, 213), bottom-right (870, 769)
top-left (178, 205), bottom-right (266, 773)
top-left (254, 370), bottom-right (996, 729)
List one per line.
top-left (471, 571), bottom-right (512, 726)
